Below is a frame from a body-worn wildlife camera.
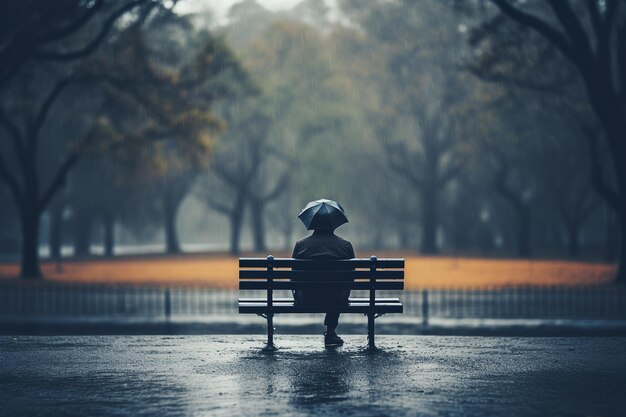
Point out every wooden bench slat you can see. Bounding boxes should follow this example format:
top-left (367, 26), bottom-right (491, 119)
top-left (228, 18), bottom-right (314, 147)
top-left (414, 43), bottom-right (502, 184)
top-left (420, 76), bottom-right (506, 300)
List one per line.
top-left (239, 302), bottom-right (402, 308)
top-left (239, 281), bottom-right (404, 290)
top-left (239, 270), bottom-right (404, 279)
top-left (239, 258), bottom-right (404, 268)
top-left (239, 297), bottom-right (401, 303)
top-left (240, 301), bottom-right (401, 305)
top-left (239, 302), bottom-right (403, 314)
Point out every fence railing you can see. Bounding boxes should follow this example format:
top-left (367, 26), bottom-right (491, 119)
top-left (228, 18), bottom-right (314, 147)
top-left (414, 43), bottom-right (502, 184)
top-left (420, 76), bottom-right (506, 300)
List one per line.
top-left (1, 283), bottom-right (626, 321)
top-left (398, 287), bottom-right (626, 324)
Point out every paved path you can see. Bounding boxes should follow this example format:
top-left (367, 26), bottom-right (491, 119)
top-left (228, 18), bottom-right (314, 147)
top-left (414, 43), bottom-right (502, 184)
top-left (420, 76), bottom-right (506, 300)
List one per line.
top-left (1, 336), bottom-right (625, 416)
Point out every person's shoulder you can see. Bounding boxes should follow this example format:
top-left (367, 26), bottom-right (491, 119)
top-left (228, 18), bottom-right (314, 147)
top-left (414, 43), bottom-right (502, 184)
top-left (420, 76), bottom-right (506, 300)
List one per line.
top-left (293, 235), bottom-right (314, 251)
top-left (333, 234), bottom-right (352, 245)
top-left (333, 234), bottom-right (354, 252)
top-left (297, 235), bottom-right (314, 245)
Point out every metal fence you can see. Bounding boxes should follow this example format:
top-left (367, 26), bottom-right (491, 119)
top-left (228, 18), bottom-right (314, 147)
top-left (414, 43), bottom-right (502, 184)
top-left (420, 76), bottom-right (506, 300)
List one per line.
top-left (400, 287), bottom-right (626, 324)
top-left (2, 283), bottom-right (626, 322)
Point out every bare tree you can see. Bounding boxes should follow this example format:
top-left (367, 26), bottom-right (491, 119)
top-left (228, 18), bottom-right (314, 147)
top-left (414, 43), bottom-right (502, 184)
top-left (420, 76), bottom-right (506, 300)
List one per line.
top-left (205, 103), bottom-right (291, 255)
top-left (486, 0), bottom-right (626, 281)
top-left (0, 0), bottom-right (157, 91)
top-left (342, 1), bottom-right (467, 255)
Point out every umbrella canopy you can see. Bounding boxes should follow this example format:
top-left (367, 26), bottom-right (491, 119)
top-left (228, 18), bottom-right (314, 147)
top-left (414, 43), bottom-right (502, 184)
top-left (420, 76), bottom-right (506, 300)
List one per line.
top-left (297, 199), bottom-right (348, 231)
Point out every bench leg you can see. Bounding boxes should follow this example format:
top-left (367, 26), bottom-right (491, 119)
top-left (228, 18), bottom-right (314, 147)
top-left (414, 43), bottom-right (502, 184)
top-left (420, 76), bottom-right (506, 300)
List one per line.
top-left (367, 312), bottom-right (376, 351)
top-left (263, 313), bottom-right (277, 351)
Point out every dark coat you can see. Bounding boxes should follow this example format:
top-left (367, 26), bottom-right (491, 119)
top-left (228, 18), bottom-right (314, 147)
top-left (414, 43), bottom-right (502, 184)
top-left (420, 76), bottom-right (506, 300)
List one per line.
top-left (292, 231), bottom-right (355, 261)
top-left (291, 231), bottom-right (355, 306)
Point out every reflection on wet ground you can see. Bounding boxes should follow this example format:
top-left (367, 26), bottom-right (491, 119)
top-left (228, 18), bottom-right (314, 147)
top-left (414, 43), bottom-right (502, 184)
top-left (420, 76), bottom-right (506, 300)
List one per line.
top-left (239, 345), bottom-right (406, 414)
top-left (1, 336), bottom-right (626, 416)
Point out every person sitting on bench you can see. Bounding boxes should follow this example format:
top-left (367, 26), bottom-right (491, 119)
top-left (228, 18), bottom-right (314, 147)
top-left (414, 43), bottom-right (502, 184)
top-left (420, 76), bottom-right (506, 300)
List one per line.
top-left (293, 199), bottom-right (355, 348)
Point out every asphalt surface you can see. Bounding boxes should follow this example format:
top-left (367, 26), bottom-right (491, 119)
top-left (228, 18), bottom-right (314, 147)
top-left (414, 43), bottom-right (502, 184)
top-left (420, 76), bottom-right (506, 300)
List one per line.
top-left (4, 315), bottom-right (626, 336)
top-left (1, 335), bottom-right (626, 416)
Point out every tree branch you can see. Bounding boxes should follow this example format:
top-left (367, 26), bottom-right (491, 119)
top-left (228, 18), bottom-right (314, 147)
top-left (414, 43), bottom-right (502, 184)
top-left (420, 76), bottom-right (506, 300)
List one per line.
top-left (546, 0), bottom-right (595, 68)
top-left (205, 198), bottom-right (232, 215)
top-left (0, 104), bottom-right (26, 163)
top-left (29, 78), bottom-right (73, 148)
top-left (35, 0), bottom-right (150, 61)
top-left (604, 0), bottom-right (619, 33)
top-left (258, 171), bottom-right (290, 204)
top-left (582, 121), bottom-right (620, 211)
top-left (489, 0), bottom-right (578, 64)
top-left (466, 61), bottom-right (573, 94)
top-left (39, 152), bottom-right (79, 210)
top-left (0, 152), bottom-right (23, 209)
top-left (585, 0), bottom-right (603, 39)
top-left (265, 144), bottom-right (292, 164)
top-left (580, 192), bottom-right (601, 221)
top-left (211, 159), bottom-right (243, 187)
top-left (617, 20), bottom-right (626, 107)
top-left (585, 0), bottom-right (616, 94)
top-left (382, 140), bottom-right (423, 188)
top-left (437, 161), bottom-right (461, 187)
top-left (39, 125), bottom-right (98, 210)
top-left (36, 0), bottom-right (105, 46)
top-left (490, 149), bottom-right (528, 212)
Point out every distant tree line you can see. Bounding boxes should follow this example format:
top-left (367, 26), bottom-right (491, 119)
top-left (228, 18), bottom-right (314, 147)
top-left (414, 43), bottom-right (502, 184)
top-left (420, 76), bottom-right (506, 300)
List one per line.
top-left (0, 0), bottom-right (622, 283)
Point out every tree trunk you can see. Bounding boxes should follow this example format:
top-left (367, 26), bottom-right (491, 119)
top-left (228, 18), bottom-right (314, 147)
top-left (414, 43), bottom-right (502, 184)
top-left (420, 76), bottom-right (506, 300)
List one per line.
top-left (421, 187), bottom-right (438, 255)
top-left (250, 200), bottom-right (266, 253)
top-left (371, 226), bottom-right (383, 250)
top-left (603, 120), bottom-right (626, 282)
top-left (48, 203), bottom-right (63, 260)
top-left (73, 213), bottom-right (92, 257)
top-left (478, 224), bottom-right (493, 256)
top-left (227, 189), bottom-right (246, 256)
top-left (565, 222), bottom-right (580, 259)
top-left (588, 87), bottom-right (626, 282)
top-left (452, 201), bottom-right (471, 253)
top-left (20, 205), bottom-right (42, 279)
top-left (230, 207), bottom-right (244, 256)
top-left (283, 223), bottom-right (293, 253)
top-left (616, 207), bottom-right (626, 284)
top-left (516, 205), bottom-right (531, 258)
top-left (164, 193), bottom-right (181, 254)
top-left (606, 207), bottom-right (618, 262)
top-left (495, 174), bottom-right (532, 259)
top-left (398, 226), bottom-right (410, 250)
top-left (103, 211), bottom-right (115, 257)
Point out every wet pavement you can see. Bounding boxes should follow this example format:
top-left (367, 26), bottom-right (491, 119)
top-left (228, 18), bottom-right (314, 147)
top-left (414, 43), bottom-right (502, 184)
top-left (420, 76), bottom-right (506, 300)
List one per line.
top-left (1, 335), bottom-right (625, 416)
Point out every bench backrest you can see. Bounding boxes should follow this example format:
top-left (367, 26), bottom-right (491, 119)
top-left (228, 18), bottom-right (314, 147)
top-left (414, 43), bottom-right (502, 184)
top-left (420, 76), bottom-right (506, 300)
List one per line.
top-left (239, 256), bottom-right (405, 291)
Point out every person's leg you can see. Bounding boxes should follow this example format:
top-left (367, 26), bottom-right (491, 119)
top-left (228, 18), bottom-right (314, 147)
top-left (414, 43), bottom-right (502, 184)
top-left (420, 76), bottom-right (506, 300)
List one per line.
top-left (324, 289), bottom-right (350, 344)
top-left (293, 290), bottom-right (304, 306)
top-left (324, 312), bottom-right (340, 335)
top-left (323, 312), bottom-right (343, 347)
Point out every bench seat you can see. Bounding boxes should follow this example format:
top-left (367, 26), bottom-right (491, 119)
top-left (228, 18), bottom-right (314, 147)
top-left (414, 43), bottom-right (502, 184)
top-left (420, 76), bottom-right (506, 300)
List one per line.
top-left (239, 297), bottom-right (403, 314)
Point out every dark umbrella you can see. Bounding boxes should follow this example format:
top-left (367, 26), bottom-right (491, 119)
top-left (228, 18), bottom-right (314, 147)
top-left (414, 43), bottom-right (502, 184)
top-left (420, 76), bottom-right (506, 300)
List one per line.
top-left (297, 199), bottom-right (348, 231)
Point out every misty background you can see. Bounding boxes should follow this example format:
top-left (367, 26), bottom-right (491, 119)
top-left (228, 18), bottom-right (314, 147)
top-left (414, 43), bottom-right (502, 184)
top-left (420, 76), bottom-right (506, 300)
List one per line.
top-left (0, 0), bottom-right (618, 265)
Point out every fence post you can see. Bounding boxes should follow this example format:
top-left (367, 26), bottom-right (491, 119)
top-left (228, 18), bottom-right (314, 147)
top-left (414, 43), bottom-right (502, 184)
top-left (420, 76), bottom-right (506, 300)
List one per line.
top-left (117, 286), bottom-right (126, 315)
top-left (422, 289), bottom-right (429, 327)
top-left (164, 288), bottom-right (171, 319)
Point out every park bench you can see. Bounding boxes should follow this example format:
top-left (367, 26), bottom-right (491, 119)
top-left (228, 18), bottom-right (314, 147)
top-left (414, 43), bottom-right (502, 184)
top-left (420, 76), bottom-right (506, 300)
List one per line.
top-left (238, 255), bottom-right (404, 350)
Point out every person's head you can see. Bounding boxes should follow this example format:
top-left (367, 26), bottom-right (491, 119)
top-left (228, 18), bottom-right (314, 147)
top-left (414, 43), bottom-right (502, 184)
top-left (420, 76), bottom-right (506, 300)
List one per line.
top-left (310, 213), bottom-right (334, 234)
top-left (298, 198), bottom-right (347, 234)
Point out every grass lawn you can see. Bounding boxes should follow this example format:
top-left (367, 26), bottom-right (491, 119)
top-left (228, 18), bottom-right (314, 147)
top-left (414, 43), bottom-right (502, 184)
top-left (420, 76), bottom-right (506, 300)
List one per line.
top-left (0, 253), bottom-right (617, 288)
